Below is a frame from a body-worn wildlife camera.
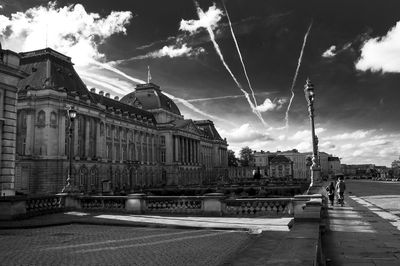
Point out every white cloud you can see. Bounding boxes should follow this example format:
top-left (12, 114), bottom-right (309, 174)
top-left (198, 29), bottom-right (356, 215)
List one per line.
top-left (356, 21), bottom-right (400, 72)
top-left (326, 130), bottom-right (373, 140)
top-left (295, 141), bottom-right (311, 151)
top-left (114, 44), bottom-right (205, 63)
top-left (255, 97), bottom-right (287, 112)
top-left (179, 3), bottom-right (223, 34)
top-left (0, 2), bottom-right (132, 66)
top-left (289, 127), bottom-right (325, 141)
top-left (219, 123), bottom-right (273, 143)
top-left (322, 45), bottom-right (336, 58)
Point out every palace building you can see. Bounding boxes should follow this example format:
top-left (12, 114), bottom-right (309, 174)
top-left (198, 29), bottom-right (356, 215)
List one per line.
top-left (14, 48), bottom-right (228, 195)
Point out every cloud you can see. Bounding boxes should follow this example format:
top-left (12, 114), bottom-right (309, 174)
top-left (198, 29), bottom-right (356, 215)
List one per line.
top-left (356, 21), bottom-right (400, 72)
top-left (219, 123), bottom-right (273, 143)
top-left (179, 3), bottom-right (223, 34)
top-left (0, 2), bottom-right (132, 66)
top-left (326, 130), bottom-right (373, 140)
top-left (255, 97), bottom-right (287, 112)
top-left (322, 45), bottom-right (336, 58)
top-left (289, 128), bottom-right (325, 141)
top-left (112, 44), bottom-right (205, 63)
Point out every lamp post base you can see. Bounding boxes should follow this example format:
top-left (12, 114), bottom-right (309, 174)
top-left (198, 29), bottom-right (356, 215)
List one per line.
top-left (307, 167), bottom-right (324, 195)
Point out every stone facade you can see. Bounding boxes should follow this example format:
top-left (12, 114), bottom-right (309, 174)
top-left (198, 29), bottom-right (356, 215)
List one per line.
top-left (0, 47), bottom-right (28, 196)
top-left (14, 48), bottom-right (228, 195)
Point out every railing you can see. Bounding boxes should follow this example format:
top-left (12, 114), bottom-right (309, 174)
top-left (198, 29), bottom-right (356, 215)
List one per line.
top-left (2, 192), bottom-right (321, 220)
top-left (146, 196), bottom-right (203, 214)
top-left (225, 198), bottom-right (293, 217)
top-left (79, 196), bottom-right (126, 211)
top-left (25, 195), bottom-right (65, 216)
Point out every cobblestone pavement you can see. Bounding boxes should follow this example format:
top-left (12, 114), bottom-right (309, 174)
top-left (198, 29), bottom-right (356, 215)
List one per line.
top-left (0, 225), bottom-right (250, 266)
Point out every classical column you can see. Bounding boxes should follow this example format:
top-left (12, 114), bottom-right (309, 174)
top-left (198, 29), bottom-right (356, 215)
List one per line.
top-left (174, 136), bottom-right (179, 162)
top-left (85, 117), bottom-right (90, 158)
top-left (95, 120), bottom-right (102, 158)
top-left (73, 117), bottom-right (79, 157)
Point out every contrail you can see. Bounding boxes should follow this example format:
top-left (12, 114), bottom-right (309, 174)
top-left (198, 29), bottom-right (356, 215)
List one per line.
top-left (193, 1), bottom-right (268, 127)
top-left (284, 20), bottom-right (313, 129)
top-left (89, 60), bottom-right (230, 123)
top-left (163, 92), bottom-right (234, 125)
top-left (222, 0), bottom-right (258, 107)
top-left (186, 92), bottom-right (272, 103)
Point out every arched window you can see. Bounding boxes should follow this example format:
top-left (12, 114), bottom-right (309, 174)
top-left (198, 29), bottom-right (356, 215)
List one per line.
top-left (50, 111), bottom-right (57, 127)
top-left (79, 166), bottom-right (88, 191)
top-left (37, 110), bottom-right (45, 127)
top-left (90, 167), bottom-right (99, 189)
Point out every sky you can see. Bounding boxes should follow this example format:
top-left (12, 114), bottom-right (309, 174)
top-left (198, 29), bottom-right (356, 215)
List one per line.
top-left (1, 0), bottom-right (400, 166)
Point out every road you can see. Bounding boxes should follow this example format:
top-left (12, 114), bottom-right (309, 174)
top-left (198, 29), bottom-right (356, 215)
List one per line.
top-left (345, 179), bottom-right (400, 214)
top-left (0, 225), bottom-right (250, 266)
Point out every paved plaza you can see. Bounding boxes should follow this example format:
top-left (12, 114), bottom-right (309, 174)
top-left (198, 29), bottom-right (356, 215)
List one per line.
top-left (0, 225), bottom-right (250, 266)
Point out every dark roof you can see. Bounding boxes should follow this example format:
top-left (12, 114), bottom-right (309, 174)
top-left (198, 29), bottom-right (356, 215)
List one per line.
top-left (17, 48), bottom-right (156, 125)
top-left (328, 156), bottom-right (340, 161)
top-left (120, 83), bottom-right (181, 116)
top-left (89, 92), bottom-right (156, 124)
top-left (17, 48), bottom-right (93, 100)
top-left (270, 155), bottom-right (292, 164)
top-left (194, 120), bottom-right (223, 141)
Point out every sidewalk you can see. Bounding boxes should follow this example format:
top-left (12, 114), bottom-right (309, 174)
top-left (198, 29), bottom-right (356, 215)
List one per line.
top-left (323, 194), bottom-right (400, 266)
top-left (0, 211), bottom-right (293, 232)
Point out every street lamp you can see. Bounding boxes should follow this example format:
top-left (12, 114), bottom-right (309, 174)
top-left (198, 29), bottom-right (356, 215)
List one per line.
top-left (130, 160), bottom-right (141, 192)
top-left (62, 105), bottom-right (77, 193)
top-left (304, 78), bottom-right (321, 191)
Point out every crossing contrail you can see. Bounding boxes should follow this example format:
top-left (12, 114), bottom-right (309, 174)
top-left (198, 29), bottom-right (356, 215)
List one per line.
top-left (284, 20), bottom-right (313, 129)
top-left (193, 1), bottom-right (268, 127)
top-left (89, 60), bottom-right (231, 123)
top-left (186, 92), bottom-right (272, 103)
top-left (222, 0), bottom-right (258, 107)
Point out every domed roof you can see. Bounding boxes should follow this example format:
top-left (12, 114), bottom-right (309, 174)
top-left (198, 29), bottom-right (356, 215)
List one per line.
top-left (120, 83), bottom-right (181, 116)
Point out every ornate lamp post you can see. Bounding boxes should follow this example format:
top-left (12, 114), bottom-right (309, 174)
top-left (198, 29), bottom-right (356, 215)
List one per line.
top-left (131, 160), bottom-right (141, 192)
top-left (304, 78), bottom-right (321, 191)
top-left (62, 105), bottom-right (77, 193)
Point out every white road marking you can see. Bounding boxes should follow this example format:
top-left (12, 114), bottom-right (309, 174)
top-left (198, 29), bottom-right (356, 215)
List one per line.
top-left (42, 230), bottom-right (197, 251)
top-left (350, 195), bottom-right (400, 231)
top-left (74, 231), bottom-right (235, 254)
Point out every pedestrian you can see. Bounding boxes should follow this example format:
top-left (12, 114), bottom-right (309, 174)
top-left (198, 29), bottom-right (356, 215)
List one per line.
top-left (336, 177), bottom-right (346, 206)
top-left (326, 182), bottom-right (335, 206)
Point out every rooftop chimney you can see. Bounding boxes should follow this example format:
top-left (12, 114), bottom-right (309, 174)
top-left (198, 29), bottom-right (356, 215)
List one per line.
top-left (105, 93), bottom-right (110, 98)
top-left (99, 90), bottom-right (104, 96)
top-left (90, 88), bottom-right (96, 93)
top-left (114, 96), bottom-right (119, 101)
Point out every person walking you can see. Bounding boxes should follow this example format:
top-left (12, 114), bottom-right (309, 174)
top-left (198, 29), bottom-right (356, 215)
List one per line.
top-left (336, 177), bottom-right (346, 206)
top-left (326, 182), bottom-right (335, 206)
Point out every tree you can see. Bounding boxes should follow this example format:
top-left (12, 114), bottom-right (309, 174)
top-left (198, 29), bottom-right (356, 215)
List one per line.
top-left (228, 149), bottom-right (238, 167)
top-left (239, 146), bottom-right (254, 167)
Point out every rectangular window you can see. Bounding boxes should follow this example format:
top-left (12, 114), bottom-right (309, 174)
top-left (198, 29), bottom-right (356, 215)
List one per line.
top-left (161, 149), bottom-right (166, 164)
top-left (161, 136), bottom-right (166, 145)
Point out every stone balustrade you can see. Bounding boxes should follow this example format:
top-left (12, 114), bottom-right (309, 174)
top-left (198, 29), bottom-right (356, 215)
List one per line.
top-left (78, 196), bottom-right (126, 211)
top-left (26, 195), bottom-right (65, 215)
top-left (146, 196), bottom-right (203, 214)
top-left (225, 198), bottom-right (293, 217)
top-left (0, 192), bottom-right (323, 220)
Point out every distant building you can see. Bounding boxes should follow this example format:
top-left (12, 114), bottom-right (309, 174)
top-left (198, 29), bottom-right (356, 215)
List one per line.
top-left (341, 164), bottom-right (375, 178)
top-left (253, 149), bottom-right (340, 180)
top-left (0, 45), bottom-right (28, 196)
top-left (328, 156), bottom-right (341, 177)
top-left (14, 48), bottom-right (228, 195)
top-left (269, 155), bottom-right (293, 179)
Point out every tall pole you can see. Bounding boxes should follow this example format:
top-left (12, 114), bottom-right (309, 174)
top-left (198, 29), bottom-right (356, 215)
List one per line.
top-left (62, 105), bottom-right (77, 193)
top-left (304, 79), bottom-right (321, 191)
